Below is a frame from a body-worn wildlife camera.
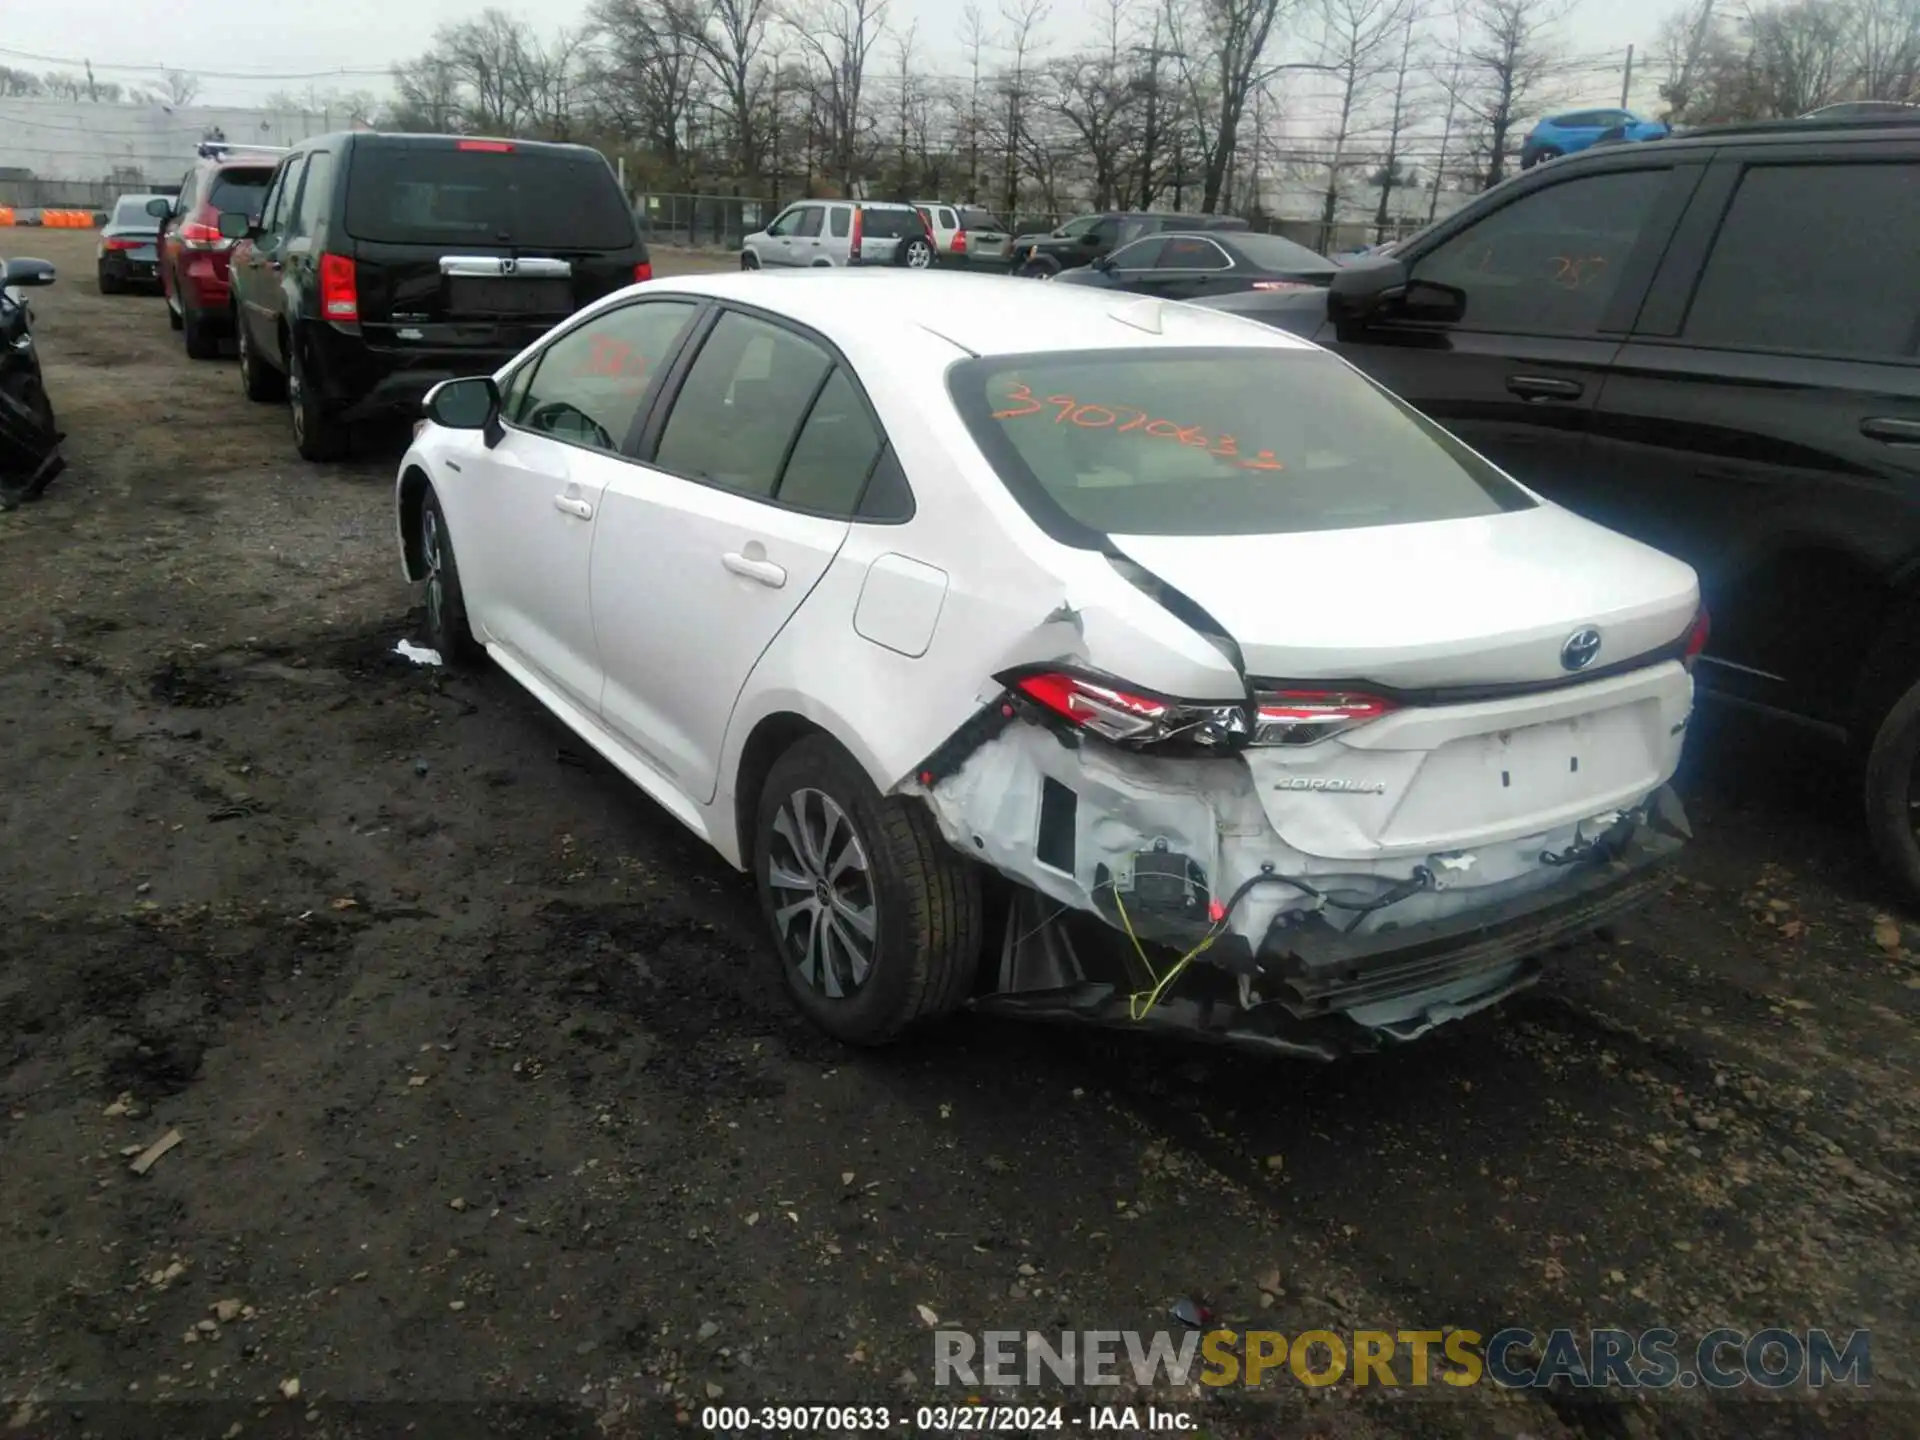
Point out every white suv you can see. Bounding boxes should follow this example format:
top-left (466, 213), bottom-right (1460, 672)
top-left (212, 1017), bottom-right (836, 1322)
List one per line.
top-left (741, 201), bottom-right (935, 270)
top-left (395, 271), bottom-right (1702, 1056)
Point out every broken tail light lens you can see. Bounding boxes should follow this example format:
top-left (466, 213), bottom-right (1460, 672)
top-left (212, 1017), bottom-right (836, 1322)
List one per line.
top-left (1682, 606), bottom-right (1710, 670)
top-left (1253, 690), bottom-right (1398, 746)
top-left (1003, 669), bottom-right (1249, 754)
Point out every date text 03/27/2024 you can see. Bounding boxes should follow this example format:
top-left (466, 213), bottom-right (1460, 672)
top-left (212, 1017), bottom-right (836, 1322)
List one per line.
top-left (698, 1405), bottom-right (1194, 1432)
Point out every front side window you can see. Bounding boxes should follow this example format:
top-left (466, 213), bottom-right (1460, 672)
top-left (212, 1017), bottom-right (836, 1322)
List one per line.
top-left (1683, 161), bottom-right (1920, 360)
top-left (1058, 215), bottom-right (1098, 237)
top-left (1159, 237), bottom-right (1230, 270)
top-left (949, 348), bottom-right (1532, 540)
top-left (654, 312), bottom-right (834, 498)
top-left (1411, 168), bottom-right (1668, 335)
top-left (766, 207), bottom-right (804, 237)
top-left (512, 300), bottom-right (700, 453)
top-left (793, 206), bottom-right (824, 238)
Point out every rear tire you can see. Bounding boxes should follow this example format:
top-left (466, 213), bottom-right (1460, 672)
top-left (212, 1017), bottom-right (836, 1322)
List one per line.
top-left (97, 266), bottom-right (122, 296)
top-left (1019, 257), bottom-right (1059, 279)
top-left (1863, 676), bottom-right (1920, 904)
top-left (288, 337), bottom-right (348, 462)
top-left (896, 236), bottom-right (935, 269)
top-left (166, 284), bottom-right (184, 331)
top-left (754, 736), bottom-right (982, 1045)
top-left (236, 316), bottom-right (284, 403)
top-left (183, 307), bottom-right (219, 360)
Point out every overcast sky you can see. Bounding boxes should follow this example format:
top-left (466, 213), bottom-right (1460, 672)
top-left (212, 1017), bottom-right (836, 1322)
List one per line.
top-left (0, 0), bottom-right (1678, 115)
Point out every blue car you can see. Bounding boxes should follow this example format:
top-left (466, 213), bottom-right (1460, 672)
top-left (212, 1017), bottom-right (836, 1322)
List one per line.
top-left (1520, 108), bottom-right (1669, 168)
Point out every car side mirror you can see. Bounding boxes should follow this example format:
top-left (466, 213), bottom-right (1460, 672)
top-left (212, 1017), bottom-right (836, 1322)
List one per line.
top-left (216, 211), bottom-right (256, 241)
top-left (1328, 256), bottom-right (1468, 326)
top-left (424, 377), bottom-right (503, 446)
top-left (146, 198), bottom-right (173, 220)
top-left (2, 257), bottom-right (56, 288)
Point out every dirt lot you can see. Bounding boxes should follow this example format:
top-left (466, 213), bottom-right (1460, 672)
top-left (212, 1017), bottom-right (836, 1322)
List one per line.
top-left (0, 227), bottom-right (1914, 1440)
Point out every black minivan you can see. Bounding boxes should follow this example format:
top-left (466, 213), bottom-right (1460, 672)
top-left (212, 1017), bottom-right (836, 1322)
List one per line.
top-left (221, 132), bottom-right (652, 461)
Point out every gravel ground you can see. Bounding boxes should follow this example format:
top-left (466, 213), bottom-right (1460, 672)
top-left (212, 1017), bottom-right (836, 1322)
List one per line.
top-left (0, 229), bottom-right (1914, 1440)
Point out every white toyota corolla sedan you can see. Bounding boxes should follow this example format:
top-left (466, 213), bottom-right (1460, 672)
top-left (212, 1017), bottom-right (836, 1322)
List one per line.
top-left (393, 269), bottom-right (1704, 1058)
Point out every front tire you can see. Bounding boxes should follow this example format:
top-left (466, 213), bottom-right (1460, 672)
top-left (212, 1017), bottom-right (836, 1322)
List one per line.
top-left (288, 337), bottom-right (348, 462)
top-left (740, 251), bottom-right (760, 271)
top-left (236, 316), bottom-right (284, 403)
top-left (1863, 675), bottom-right (1920, 904)
top-left (754, 737), bottom-right (982, 1045)
top-left (418, 489), bottom-right (481, 666)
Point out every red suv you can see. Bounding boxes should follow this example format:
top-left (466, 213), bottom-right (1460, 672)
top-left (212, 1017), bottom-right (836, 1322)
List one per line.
top-left (158, 144), bottom-right (279, 359)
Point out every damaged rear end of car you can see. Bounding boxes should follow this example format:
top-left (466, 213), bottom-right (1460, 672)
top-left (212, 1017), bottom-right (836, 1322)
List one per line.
top-left (904, 339), bottom-right (1703, 1057)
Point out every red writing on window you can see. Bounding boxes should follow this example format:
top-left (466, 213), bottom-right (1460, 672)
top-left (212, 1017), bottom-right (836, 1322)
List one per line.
top-left (991, 383), bottom-right (1284, 471)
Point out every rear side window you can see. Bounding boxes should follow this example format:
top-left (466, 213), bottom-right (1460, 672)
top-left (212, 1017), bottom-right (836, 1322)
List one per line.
top-left (860, 209), bottom-right (921, 239)
top-left (949, 349), bottom-right (1532, 540)
top-left (343, 144), bottom-right (635, 249)
top-left (209, 167), bottom-right (272, 217)
top-left (1682, 161), bottom-right (1920, 360)
top-left (289, 153), bottom-right (331, 240)
top-left (778, 368), bottom-right (884, 514)
top-left (939, 207), bottom-right (957, 229)
top-left (829, 207), bottom-right (850, 238)
top-left (654, 312), bottom-right (833, 498)
top-left (513, 300), bottom-right (699, 453)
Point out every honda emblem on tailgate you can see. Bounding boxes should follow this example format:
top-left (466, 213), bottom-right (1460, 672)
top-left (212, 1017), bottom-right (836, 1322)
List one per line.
top-left (501, 257), bottom-right (517, 276)
top-left (1560, 627), bottom-right (1602, 672)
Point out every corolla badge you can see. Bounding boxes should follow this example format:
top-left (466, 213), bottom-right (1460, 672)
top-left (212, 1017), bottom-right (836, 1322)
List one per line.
top-left (1561, 627), bottom-right (1603, 672)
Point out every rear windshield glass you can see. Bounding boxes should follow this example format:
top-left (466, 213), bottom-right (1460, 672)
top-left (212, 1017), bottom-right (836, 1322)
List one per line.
top-left (957, 208), bottom-right (1004, 229)
top-left (860, 208), bottom-right (923, 239)
top-left (344, 145), bottom-right (635, 249)
top-left (209, 169), bottom-right (272, 215)
top-left (1229, 232), bottom-right (1339, 272)
top-left (111, 197), bottom-right (159, 227)
top-left (948, 349), bottom-right (1533, 539)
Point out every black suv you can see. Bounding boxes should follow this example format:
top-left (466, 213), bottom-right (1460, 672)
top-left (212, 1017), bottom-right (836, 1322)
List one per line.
top-left (1251, 115), bottom-right (1920, 897)
top-left (1012, 211), bottom-right (1249, 277)
top-left (220, 132), bottom-right (652, 461)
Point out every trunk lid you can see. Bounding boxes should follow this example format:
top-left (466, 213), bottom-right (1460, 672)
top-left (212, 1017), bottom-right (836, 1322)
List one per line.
top-left (1112, 508), bottom-right (1699, 860)
top-left (1112, 506), bottom-right (1698, 691)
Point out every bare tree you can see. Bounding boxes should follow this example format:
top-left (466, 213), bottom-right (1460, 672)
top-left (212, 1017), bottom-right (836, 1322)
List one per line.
top-left (0, 67), bottom-right (42, 98)
top-left (391, 56), bottom-right (464, 131)
top-left (1314, 0), bottom-right (1413, 240)
top-left (683, 0), bottom-right (778, 186)
top-left (588, 0), bottom-right (708, 177)
top-left (1851, 0), bottom-right (1920, 99)
top-left (959, 3), bottom-right (993, 201)
top-left (1372, 1), bottom-right (1427, 238)
top-left (160, 69), bottom-right (201, 107)
top-left (1051, 0), bottom-right (1140, 209)
top-left (997, 0), bottom-right (1051, 219)
top-left (1172, 0), bottom-right (1303, 213)
top-left (1448, 0), bottom-right (1571, 189)
top-left (787, 0), bottom-right (889, 195)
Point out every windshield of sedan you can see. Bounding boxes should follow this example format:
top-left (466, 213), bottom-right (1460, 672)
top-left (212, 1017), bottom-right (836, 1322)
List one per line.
top-left (948, 348), bottom-right (1534, 539)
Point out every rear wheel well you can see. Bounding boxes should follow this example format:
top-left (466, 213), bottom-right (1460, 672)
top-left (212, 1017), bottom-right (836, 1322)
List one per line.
top-left (733, 712), bottom-right (829, 869)
top-left (397, 467), bottom-right (432, 581)
top-left (1714, 546), bottom-right (1891, 726)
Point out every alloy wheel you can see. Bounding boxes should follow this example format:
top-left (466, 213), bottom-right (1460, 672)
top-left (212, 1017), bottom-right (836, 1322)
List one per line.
top-left (906, 240), bottom-right (932, 269)
top-left (765, 787), bottom-right (877, 999)
top-left (421, 504), bottom-right (446, 641)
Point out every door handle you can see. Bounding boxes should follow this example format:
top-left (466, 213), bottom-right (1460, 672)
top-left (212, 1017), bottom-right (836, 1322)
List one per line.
top-left (722, 552), bottom-right (787, 587)
top-left (1506, 375), bottom-right (1584, 401)
top-left (553, 495), bottom-right (594, 520)
top-left (1861, 416), bottom-right (1920, 446)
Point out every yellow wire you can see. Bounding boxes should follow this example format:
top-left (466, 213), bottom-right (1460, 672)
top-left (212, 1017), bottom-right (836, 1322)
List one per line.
top-left (1114, 886), bottom-right (1224, 1022)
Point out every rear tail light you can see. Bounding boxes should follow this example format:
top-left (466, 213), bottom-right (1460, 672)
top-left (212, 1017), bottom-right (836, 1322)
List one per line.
top-left (849, 207), bottom-right (864, 262)
top-left (1253, 690), bottom-right (1398, 746)
top-left (180, 220), bottom-right (230, 252)
top-left (633, 260), bottom-right (654, 283)
top-left (320, 252), bottom-right (359, 322)
top-left (951, 230), bottom-right (969, 254)
top-left (102, 236), bottom-right (141, 251)
top-left (1682, 606), bottom-right (1710, 670)
top-left (1004, 669), bottom-right (1248, 754)
top-left (1002, 668), bottom-right (1399, 753)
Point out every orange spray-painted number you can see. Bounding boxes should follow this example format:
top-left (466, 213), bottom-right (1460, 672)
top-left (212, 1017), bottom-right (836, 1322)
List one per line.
top-left (991, 382), bottom-right (1283, 470)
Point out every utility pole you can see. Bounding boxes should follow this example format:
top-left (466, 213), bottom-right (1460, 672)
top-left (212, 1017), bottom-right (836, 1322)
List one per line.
top-left (1619, 44), bottom-right (1635, 108)
top-left (84, 60), bottom-right (98, 103)
top-left (1428, 59), bottom-right (1461, 223)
